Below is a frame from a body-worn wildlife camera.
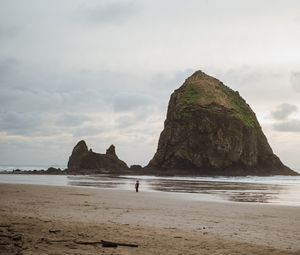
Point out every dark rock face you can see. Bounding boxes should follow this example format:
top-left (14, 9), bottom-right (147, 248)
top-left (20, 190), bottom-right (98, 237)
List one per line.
top-left (67, 140), bottom-right (128, 174)
top-left (68, 140), bottom-right (88, 170)
top-left (46, 167), bottom-right (62, 174)
top-left (130, 164), bottom-right (143, 171)
top-left (106, 145), bottom-right (117, 158)
top-left (148, 71), bottom-right (297, 176)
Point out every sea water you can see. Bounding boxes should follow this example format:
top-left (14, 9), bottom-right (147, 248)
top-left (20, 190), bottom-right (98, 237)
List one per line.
top-left (0, 171), bottom-right (300, 206)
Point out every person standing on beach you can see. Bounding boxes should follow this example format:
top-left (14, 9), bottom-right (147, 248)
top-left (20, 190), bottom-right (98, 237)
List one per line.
top-left (135, 180), bottom-right (139, 192)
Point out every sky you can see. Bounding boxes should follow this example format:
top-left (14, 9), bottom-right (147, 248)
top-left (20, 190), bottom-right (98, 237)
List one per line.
top-left (0, 0), bottom-right (300, 172)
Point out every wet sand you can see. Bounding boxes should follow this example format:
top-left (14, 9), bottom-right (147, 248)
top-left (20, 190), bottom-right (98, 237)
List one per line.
top-left (0, 184), bottom-right (299, 254)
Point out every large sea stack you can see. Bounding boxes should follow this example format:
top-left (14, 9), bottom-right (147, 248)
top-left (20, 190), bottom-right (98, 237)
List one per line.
top-left (67, 140), bottom-right (129, 174)
top-left (148, 71), bottom-right (297, 176)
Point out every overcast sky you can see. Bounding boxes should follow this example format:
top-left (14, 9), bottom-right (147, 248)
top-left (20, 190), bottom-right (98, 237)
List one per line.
top-left (0, 0), bottom-right (300, 172)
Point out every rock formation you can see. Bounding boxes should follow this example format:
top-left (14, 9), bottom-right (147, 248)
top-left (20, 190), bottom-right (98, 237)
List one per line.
top-left (148, 70), bottom-right (297, 176)
top-left (67, 140), bottom-right (129, 174)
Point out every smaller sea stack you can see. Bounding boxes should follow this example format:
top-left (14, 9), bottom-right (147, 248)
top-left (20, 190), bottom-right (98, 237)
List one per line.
top-left (67, 140), bottom-right (129, 174)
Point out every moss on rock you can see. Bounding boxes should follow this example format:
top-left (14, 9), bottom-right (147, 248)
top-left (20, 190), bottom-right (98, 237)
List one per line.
top-left (148, 70), bottom-right (297, 176)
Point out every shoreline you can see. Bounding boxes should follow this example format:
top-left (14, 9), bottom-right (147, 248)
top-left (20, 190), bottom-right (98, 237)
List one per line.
top-left (1, 172), bottom-right (299, 177)
top-left (1, 173), bottom-right (300, 206)
top-left (0, 183), bottom-right (299, 254)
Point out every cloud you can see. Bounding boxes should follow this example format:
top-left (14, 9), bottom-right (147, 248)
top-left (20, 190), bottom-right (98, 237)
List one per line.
top-left (55, 113), bottom-right (90, 127)
top-left (0, 135), bottom-right (73, 166)
top-left (74, 126), bottom-right (105, 138)
top-left (116, 114), bottom-right (136, 129)
top-left (271, 103), bottom-right (298, 120)
top-left (0, 56), bottom-right (171, 145)
top-left (0, 111), bottom-right (90, 137)
top-left (273, 119), bottom-right (300, 133)
top-left (291, 72), bottom-right (300, 92)
top-left (216, 66), bottom-right (264, 89)
top-left (0, 26), bottom-right (21, 39)
top-left (77, 0), bottom-right (140, 25)
top-left (0, 111), bottom-right (56, 136)
top-left (270, 103), bottom-right (300, 133)
top-left (0, 58), bottom-right (129, 114)
top-left (151, 69), bottom-right (193, 87)
top-left (113, 93), bottom-right (154, 112)
top-left (0, 58), bottom-right (19, 81)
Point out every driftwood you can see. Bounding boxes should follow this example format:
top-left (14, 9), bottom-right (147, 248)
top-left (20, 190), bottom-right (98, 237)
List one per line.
top-left (74, 240), bottom-right (101, 245)
top-left (49, 229), bottom-right (62, 233)
top-left (101, 240), bottom-right (138, 248)
top-left (39, 237), bottom-right (138, 248)
top-left (40, 238), bottom-right (73, 243)
top-left (101, 240), bottom-right (118, 247)
top-left (75, 239), bottom-right (138, 248)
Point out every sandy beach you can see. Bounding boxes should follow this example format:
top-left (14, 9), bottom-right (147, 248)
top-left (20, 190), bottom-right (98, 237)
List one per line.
top-left (0, 183), bottom-right (299, 255)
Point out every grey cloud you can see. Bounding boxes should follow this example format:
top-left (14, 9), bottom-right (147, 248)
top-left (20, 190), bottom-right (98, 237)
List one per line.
top-left (55, 113), bottom-right (90, 127)
top-left (74, 126), bottom-right (105, 138)
top-left (214, 66), bottom-right (265, 89)
top-left (273, 119), bottom-right (300, 133)
top-left (0, 56), bottom-right (132, 94)
top-left (271, 103), bottom-right (298, 120)
top-left (0, 110), bottom-right (90, 137)
top-left (77, 0), bottom-right (140, 25)
top-left (0, 58), bottom-right (167, 140)
top-left (149, 69), bottom-right (193, 92)
top-left (291, 72), bottom-right (300, 92)
top-left (0, 60), bottom-right (130, 114)
top-left (0, 111), bottom-right (57, 136)
top-left (113, 94), bottom-right (154, 112)
top-left (0, 110), bottom-right (95, 137)
top-left (0, 57), bottom-right (19, 69)
top-left (0, 111), bottom-right (39, 132)
top-left (0, 87), bottom-right (66, 113)
top-left (116, 115), bottom-right (136, 129)
top-left (0, 58), bottom-right (19, 82)
top-left (0, 137), bottom-right (72, 166)
top-left (0, 26), bottom-right (21, 39)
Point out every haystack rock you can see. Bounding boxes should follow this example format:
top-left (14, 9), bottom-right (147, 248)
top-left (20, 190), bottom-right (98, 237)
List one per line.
top-left (67, 140), bottom-right (129, 174)
top-left (148, 71), bottom-right (298, 176)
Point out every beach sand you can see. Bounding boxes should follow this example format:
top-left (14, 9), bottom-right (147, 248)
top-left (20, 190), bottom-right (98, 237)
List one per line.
top-left (0, 183), bottom-right (299, 255)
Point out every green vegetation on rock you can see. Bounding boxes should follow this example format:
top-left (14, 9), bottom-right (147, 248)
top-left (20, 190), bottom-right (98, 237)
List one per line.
top-left (178, 77), bottom-right (257, 127)
top-left (148, 70), bottom-right (297, 175)
top-left (182, 84), bottom-right (203, 105)
top-left (219, 84), bottom-right (257, 128)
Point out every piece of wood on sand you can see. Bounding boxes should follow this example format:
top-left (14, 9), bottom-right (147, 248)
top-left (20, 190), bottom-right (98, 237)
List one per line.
top-left (74, 239), bottom-right (138, 248)
top-left (101, 240), bottom-right (138, 248)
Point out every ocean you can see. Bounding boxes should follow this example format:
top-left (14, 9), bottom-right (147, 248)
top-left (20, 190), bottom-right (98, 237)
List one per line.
top-left (0, 170), bottom-right (300, 206)
top-left (0, 164), bottom-right (67, 172)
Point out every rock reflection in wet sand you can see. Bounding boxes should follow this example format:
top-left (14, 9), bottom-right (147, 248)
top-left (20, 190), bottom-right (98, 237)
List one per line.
top-left (67, 175), bottom-right (291, 204)
top-left (149, 180), bottom-right (283, 203)
top-left (67, 175), bottom-right (122, 189)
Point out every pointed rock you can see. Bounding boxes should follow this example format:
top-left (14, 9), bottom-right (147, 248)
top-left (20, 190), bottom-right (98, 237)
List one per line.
top-left (148, 70), bottom-right (298, 176)
top-left (67, 140), bottom-right (89, 170)
top-left (106, 144), bottom-right (117, 158)
top-left (67, 141), bottom-right (128, 173)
